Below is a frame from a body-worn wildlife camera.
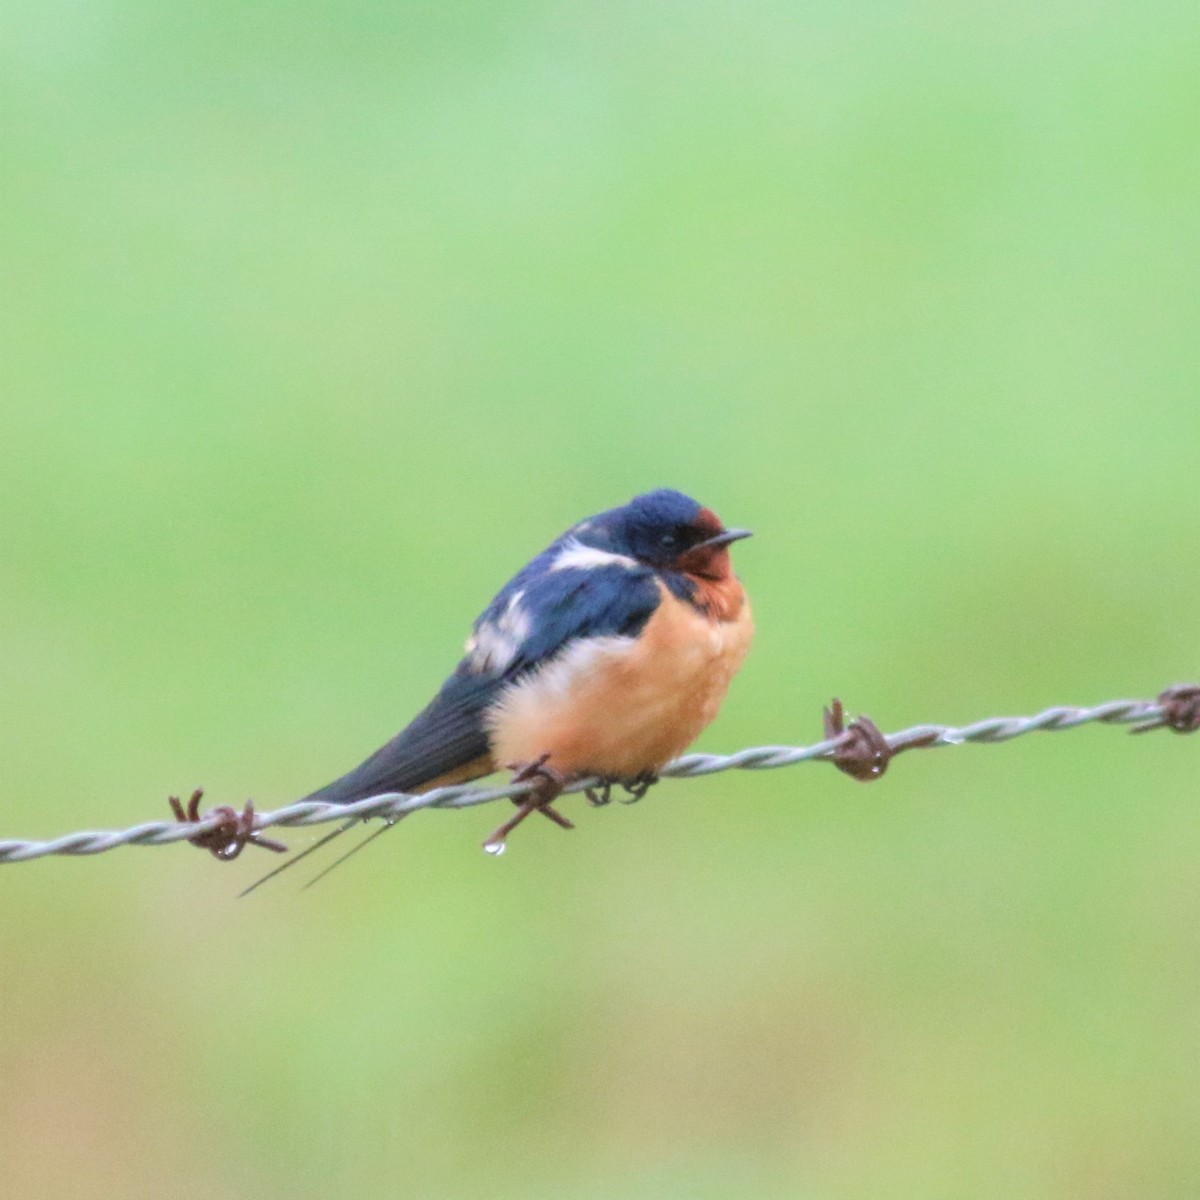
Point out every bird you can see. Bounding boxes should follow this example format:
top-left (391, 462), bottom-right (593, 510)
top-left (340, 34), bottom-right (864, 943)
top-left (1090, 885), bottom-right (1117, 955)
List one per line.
top-left (246, 488), bottom-right (753, 889)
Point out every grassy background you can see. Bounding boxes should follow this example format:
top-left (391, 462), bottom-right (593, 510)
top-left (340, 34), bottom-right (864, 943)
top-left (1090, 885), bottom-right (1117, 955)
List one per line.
top-left (3, 2), bottom-right (1199, 1197)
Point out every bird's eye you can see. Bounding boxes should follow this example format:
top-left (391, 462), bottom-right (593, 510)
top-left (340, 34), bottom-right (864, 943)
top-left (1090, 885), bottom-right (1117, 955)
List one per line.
top-left (659, 533), bottom-right (678, 549)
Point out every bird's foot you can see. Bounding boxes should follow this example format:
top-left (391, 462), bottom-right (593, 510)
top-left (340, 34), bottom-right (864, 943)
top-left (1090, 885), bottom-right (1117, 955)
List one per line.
top-left (483, 754), bottom-right (574, 854)
top-left (584, 779), bottom-right (614, 807)
top-left (586, 770), bottom-right (659, 807)
top-left (620, 770), bottom-right (658, 804)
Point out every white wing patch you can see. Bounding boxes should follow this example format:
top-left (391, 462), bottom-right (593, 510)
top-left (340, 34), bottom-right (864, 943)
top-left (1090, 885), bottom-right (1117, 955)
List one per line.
top-left (464, 589), bottom-right (532, 673)
top-left (551, 538), bottom-right (638, 572)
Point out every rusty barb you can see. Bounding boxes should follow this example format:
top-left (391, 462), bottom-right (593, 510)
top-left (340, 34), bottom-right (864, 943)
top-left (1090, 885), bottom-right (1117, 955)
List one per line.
top-left (0, 682), bottom-right (1196, 866)
top-left (1129, 684), bottom-right (1200, 735)
top-left (822, 699), bottom-right (941, 781)
top-left (168, 789), bottom-right (287, 861)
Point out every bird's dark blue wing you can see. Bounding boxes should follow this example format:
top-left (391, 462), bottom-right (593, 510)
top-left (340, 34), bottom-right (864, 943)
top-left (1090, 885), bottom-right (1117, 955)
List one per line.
top-left (306, 560), bottom-right (662, 804)
top-left (480, 561), bottom-right (662, 677)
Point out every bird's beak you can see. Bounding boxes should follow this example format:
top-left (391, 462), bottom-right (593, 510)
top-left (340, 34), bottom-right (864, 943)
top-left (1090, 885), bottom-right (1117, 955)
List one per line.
top-left (693, 528), bottom-right (752, 552)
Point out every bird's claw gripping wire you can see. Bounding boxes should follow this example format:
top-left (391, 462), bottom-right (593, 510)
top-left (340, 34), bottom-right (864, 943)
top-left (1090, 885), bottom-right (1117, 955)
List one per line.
top-left (1130, 684), bottom-right (1200, 735)
top-left (822, 698), bottom-right (939, 781)
top-left (584, 781), bottom-right (613, 807)
top-left (168, 789), bottom-right (288, 861)
top-left (585, 771), bottom-right (659, 807)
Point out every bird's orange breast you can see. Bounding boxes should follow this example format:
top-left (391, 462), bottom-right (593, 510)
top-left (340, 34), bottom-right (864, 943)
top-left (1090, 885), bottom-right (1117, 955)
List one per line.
top-left (485, 582), bottom-right (753, 780)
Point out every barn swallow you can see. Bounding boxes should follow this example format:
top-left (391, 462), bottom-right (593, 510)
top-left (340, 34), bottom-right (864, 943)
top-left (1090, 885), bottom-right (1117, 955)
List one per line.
top-left (246, 489), bottom-right (752, 889)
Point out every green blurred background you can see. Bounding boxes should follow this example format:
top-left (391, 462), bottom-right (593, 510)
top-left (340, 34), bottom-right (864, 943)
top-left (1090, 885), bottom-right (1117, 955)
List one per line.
top-left (3, 2), bottom-right (1199, 1197)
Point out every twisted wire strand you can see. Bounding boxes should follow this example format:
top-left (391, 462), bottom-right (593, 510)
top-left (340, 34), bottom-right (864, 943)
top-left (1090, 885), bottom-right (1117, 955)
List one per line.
top-left (0, 692), bottom-right (1182, 865)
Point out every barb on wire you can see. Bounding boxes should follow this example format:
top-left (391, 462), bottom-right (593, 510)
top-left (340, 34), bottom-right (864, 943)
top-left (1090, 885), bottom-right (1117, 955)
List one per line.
top-left (0, 683), bottom-right (1197, 867)
top-left (167, 789), bottom-right (287, 860)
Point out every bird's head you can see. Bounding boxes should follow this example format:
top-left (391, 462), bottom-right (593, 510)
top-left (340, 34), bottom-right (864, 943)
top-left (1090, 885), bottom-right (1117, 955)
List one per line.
top-left (583, 489), bottom-right (752, 580)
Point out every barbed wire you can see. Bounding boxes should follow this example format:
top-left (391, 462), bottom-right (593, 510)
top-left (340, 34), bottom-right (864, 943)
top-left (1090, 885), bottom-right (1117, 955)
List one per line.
top-left (1, 683), bottom-right (1196, 867)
